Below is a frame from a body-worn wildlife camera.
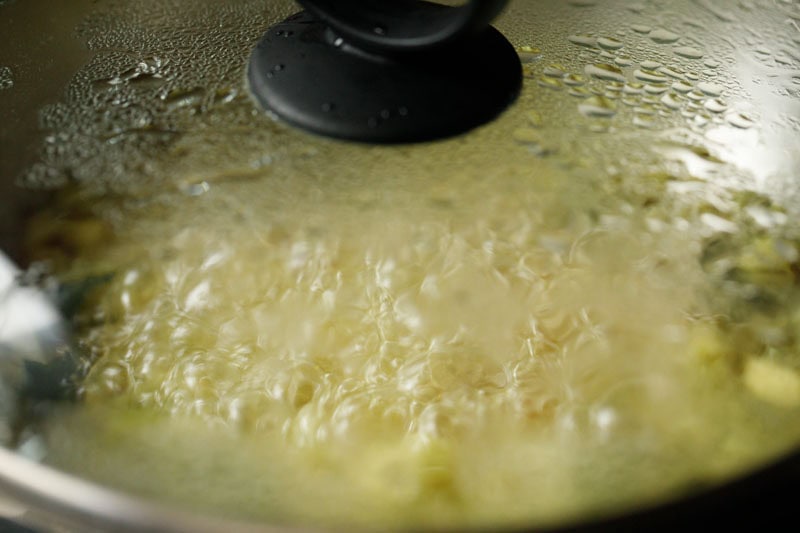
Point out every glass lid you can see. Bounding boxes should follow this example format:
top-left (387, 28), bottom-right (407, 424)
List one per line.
top-left (1, 0), bottom-right (799, 531)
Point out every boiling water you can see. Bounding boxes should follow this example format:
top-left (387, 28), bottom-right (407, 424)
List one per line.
top-left (8, 0), bottom-right (800, 529)
top-left (30, 161), bottom-right (800, 528)
top-left (34, 159), bottom-right (800, 529)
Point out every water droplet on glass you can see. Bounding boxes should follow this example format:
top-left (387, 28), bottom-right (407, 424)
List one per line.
top-left (214, 87), bottom-right (238, 105)
top-left (623, 82), bottom-right (645, 94)
top-left (745, 205), bottom-right (788, 229)
top-left (697, 81), bottom-right (724, 96)
top-left (634, 69), bottom-right (667, 84)
top-left (672, 81), bottom-right (694, 93)
top-left (614, 56), bottom-right (634, 67)
top-left (525, 110), bottom-right (543, 127)
top-left (605, 81), bottom-right (625, 92)
top-left (726, 112), bottom-right (755, 129)
top-left (537, 76), bottom-right (563, 90)
top-left (687, 89), bottom-right (706, 101)
top-left (673, 46), bottom-right (704, 59)
top-left (579, 95), bottom-right (617, 118)
top-left (585, 63), bottom-right (626, 83)
top-left (644, 84), bottom-right (669, 94)
top-left (543, 64), bottom-right (567, 78)
top-left (657, 66), bottom-right (686, 80)
top-left (162, 87), bottom-right (205, 111)
top-left (692, 114), bottom-right (710, 127)
top-left (704, 98), bottom-right (728, 113)
top-left (660, 93), bottom-right (683, 110)
top-left (597, 37), bottom-right (624, 50)
top-left (564, 73), bottom-right (587, 86)
top-left (512, 128), bottom-right (554, 156)
top-left (568, 34), bottom-right (597, 48)
top-left (181, 181), bottom-right (210, 196)
top-left (569, 86), bottom-right (593, 98)
top-left (649, 28), bottom-right (681, 44)
top-left (517, 45), bottom-right (542, 63)
top-left (513, 127), bottom-right (540, 144)
top-left (701, 213), bottom-right (738, 234)
top-left (0, 66), bottom-right (12, 90)
top-left (631, 24), bottom-right (652, 34)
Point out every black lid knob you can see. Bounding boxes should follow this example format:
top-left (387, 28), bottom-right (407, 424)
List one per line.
top-left (248, 0), bottom-right (522, 144)
top-left (297, 0), bottom-right (509, 53)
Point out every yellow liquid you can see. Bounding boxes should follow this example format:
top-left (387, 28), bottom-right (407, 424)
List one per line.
top-left (30, 157), bottom-right (800, 529)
